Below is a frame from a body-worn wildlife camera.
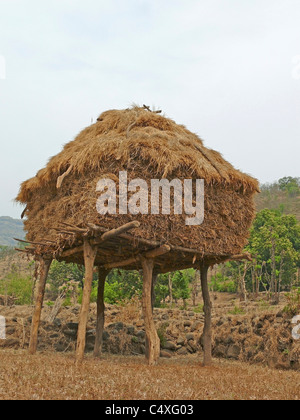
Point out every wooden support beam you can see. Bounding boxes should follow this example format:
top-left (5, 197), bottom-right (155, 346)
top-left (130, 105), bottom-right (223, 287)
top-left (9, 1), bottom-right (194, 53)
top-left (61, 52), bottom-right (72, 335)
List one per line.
top-left (29, 258), bottom-right (52, 355)
top-left (59, 222), bottom-right (86, 232)
top-left (15, 248), bottom-right (31, 254)
top-left (94, 268), bottom-right (109, 358)
top-left (56, 165), bottom-right (73, 189)
top-left (21, 205), bottom-right (28, 220)
top-left (51, 228), bottom-right (76, 235)
top-left (14, 238), bottom-right (55, 246)
top-left (144, 245), bottom-right (170, 259)
top-left (61, 245), bottom-right (84, 258)
top-left (226, 252), bottom-right (252, 263)
top-left (103, 256), bottom-right (138, 270)
top-left (76, 239), bottom-right (98, 365)
top-left (103, 245), bottom-right (171, 270)
top-left (97, 221), bottom-right (140, 241)
top-left (200, 264), bottom-right (212, 366)
top-left (141, 257), bottom-right (160, 365)
top-left (60, 221), bottom-right (141, 259)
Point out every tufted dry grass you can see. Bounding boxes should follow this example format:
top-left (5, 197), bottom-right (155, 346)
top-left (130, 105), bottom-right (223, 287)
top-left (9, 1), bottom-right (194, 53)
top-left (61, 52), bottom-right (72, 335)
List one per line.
top-left (0, 350), bottom-right (299, 400)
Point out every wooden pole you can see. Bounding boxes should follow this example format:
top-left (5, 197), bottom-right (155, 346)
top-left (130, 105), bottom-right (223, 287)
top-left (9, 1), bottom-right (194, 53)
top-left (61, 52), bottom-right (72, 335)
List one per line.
top-left (76, 239), bottom-right (98, 365)
top-left (103, 245), bottom-right (171, 270)
top-left (94, 267), bottom-right (109, 358)
top-left (141, 257), bottom-right (160, 366)
top-left (29, 258), bottom-right (52, 355)
top-left (145, 272), bottom-right (159, 360)
top-left (200, 264), bottom-right (213, 366)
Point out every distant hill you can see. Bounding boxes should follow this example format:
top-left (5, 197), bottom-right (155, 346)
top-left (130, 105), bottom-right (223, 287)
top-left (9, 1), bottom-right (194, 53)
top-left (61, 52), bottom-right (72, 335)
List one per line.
top-left (255, 178), bottom-right (300, 222)
top-left (0, 217), bottom-right (25, 246)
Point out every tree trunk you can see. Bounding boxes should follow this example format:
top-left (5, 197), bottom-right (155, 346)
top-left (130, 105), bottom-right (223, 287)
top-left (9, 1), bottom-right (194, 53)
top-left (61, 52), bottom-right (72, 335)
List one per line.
top-left (45, 292), bottom-right (65, 324)
top-left (239, 262), bottom-right (248, 303)
top-left (76, 239), bottom-right (97, 365)
top-left (168, 273), bottom-right (173, 307)
top-left (192, 271), bottom-right (198, 307)
top-left (29, 258), bottom-right (52, 355)
top-left (141, 258), bottom-right (160, 366)
top-left (94, 268), bottom-right (109, 358)
top-left (200, 264), bottom-right (212, 366)
top-left (270, 235), bottom-right (277, 299)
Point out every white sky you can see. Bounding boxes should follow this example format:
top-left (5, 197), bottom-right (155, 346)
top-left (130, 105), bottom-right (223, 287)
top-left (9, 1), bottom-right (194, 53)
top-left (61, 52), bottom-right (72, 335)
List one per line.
top-left (0, 0), bottom-right (299, 218)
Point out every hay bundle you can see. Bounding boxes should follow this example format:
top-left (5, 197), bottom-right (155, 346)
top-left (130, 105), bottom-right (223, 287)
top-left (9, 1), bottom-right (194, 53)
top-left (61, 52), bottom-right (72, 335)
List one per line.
top-left (16, 106), bottom-right (259, 263)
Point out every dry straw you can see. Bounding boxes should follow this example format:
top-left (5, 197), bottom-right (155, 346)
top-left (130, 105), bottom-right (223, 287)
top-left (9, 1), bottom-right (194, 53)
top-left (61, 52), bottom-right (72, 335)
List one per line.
top-left (16, 106), bottom-right (259, 264)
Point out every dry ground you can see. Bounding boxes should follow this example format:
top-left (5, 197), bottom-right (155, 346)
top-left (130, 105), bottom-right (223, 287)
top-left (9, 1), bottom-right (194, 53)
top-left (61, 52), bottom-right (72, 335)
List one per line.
top-left (0, 350), bottom-right (299, 400)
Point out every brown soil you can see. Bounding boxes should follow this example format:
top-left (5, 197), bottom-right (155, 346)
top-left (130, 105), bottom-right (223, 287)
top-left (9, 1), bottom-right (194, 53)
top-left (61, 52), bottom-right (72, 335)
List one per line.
top-left (0, 351), bottom-right (299, 400)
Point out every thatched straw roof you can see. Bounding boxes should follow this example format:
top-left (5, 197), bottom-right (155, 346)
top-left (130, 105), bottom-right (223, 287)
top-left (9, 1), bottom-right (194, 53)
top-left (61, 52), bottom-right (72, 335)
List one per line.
top-left (16, 106), bottom-right (259, 271)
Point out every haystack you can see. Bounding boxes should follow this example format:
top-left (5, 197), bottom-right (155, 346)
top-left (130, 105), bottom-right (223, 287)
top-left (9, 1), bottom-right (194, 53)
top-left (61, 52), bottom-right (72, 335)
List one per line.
top-left (15, 106), bottom-right (259, 366)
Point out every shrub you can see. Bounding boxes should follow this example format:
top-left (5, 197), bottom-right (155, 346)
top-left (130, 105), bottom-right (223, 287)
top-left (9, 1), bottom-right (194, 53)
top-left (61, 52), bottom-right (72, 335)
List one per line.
top-left (283, 288), bottom-right (300, 315)
top-left (228, 305), bottom-right (245, 315)
top-left (0, 272), bottom-right (33, 305)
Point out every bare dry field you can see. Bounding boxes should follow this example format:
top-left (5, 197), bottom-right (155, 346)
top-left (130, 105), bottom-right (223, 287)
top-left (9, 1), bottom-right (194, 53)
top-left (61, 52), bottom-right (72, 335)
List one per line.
top-left (0, 350), bottom-right (299, 400)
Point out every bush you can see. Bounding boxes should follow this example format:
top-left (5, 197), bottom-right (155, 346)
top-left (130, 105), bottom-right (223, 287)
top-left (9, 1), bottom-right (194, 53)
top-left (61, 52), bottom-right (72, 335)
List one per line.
top-left (283, 288), bottom-right (300, 315)
top-left (211, 273), bottom-right (237, 293)
top-left (228, 305), bottom-right (245, 315)
top-left (0, 272), bottom-right (33, 305)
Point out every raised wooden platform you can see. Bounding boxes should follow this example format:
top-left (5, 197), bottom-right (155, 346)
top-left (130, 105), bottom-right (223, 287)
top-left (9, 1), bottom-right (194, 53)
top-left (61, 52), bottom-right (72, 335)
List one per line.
top-left (15, 220), bottom-right (251, 273)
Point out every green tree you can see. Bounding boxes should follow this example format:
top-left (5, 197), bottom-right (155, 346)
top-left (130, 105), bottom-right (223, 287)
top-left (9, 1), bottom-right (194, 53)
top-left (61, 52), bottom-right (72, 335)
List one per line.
top-left (247, 209), bottom-right (300, 295)
top-left (47, 261), bottom-right (85, 300)
top-left (278, 177), bottom-right (300, 197)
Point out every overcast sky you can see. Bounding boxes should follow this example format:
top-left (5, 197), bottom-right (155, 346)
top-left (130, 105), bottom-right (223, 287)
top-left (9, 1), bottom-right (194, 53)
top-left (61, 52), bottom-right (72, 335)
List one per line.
top-left (0, 0), bottom-right (299, 218)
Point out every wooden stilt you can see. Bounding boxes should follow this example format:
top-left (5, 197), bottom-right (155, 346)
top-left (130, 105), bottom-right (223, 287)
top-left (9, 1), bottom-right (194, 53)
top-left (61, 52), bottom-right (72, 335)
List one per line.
top-left (200, 264), bottom-right (213, 366)
top-left (94, 267), bottom-right (109, 358)
top-left (76, 239), bottom-right (98, 365)
top-left (29, 258), bottom-right (52, 355)
top-left (141, 258), bottom-right (160, 366)
top-left (145, 272), bottom-right (158, 360)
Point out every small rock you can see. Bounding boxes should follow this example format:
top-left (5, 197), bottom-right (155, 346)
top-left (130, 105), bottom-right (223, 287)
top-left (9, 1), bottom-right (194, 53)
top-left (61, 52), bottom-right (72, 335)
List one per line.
top-left (136, 330), bottom-right (146, 339)
top-left (227, 344), bottom-right (241, 359)
top-left (224, 335), bottom-right (234, 345)
top-left (187, 343), bottom-right (197, 354)
top-left (186, 333), bottom-right (195, 342)
top-left (191, 321), bottom-right (202, 332)
top-left (53, 318), bottom-right (62, 328)
top-left (177, 347), bottom-right (188, 356)
top-left (0, 338), bottom-right (19, 348)
top-left (162, 341), bottom-right (176, 351)
top-left (213, 345), bottom-right (227, 358)
top-left (55, 343), bottom-right (66, 352)
top-left (160, 350), bottom-right (173, 358)
top-left (6, 327), bottom-right (16, 335)
top-left (66, 322), bottom-right (78, 330)
top-left (108, 322), bottom-right (124, 332)
top-left (63, 329), bottom-right (77, 338)
top-left (103, 331), bottom-right (110, 341)
top-left (126, 325), bottom-right (136, 335)
top-left (177, 337), bottom-right (186, 346)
